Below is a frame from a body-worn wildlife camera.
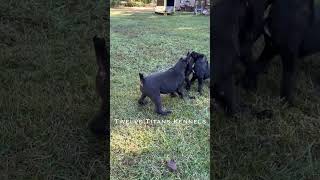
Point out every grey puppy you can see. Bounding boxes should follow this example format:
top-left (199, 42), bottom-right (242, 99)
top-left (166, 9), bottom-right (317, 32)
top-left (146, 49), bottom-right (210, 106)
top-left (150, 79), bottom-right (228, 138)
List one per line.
top-left (138, 55), bottom-right (190, 115)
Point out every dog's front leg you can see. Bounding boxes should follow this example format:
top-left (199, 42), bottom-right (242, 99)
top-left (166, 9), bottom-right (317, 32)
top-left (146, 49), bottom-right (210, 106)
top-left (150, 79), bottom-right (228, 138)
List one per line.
top-left (198, 78), bottom-right (204, 95)
top-left (138, 94), bottom-right (147, 105)
top-left (185, 77), bottom-right (191, 90)
top-left (190, 75), bottom-right (197, 83)
top-left (186, 75), bottom-right (197, 90)
top-left (177, 86), bottom-right (195, 99)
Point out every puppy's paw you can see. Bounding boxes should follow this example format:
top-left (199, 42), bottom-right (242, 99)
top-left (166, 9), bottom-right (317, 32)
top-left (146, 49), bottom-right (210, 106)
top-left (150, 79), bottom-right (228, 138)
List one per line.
top-left (163, 110), bottom-right (172, 115)
top-left (170, 93), bottom-right (177, 97)
top-left (157, 110), bottom-right (172, 116)
top-left (188, 95), bottom-right (195, 99)
top-left (138, 100), bottom-right (148, 106)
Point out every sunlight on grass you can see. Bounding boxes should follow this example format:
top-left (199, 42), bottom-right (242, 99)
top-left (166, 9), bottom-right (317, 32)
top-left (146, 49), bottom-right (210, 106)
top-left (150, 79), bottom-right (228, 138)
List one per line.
top-left (111, 125), bottom-right (156, 155)
top-left (176, 27), bottom-right (194, 30)
top-left (110, 11), bottom-right (134, 16)
top-left (110, 8), bottom-right (210, 179)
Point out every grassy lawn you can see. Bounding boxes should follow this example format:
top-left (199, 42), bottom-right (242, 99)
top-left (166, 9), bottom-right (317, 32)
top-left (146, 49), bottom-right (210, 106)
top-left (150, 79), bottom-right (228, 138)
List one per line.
top-left (110, 9), bottom-right (210, 179)
top-left (5, 2), bottom-right (319, 179)
top-left (1, 1), bottom-right (107, 179)
top-left (212, 43), bottom-right (320, 178)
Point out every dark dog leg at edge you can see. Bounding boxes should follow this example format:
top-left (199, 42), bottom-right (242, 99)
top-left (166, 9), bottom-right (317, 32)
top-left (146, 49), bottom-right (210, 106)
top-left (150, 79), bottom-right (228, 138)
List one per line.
top-left (89, 36), bottom-right (109, 138)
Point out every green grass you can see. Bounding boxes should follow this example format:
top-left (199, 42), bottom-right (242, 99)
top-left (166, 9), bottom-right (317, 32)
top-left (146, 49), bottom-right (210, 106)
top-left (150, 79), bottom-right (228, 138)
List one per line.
top-left (212, 42), bottom-right (320, 179)
top-left (4, 2), bottom-right (318, 180)
top-left (211, 3), bottom-right (320, 178)
top-left (110, 10), bottom-right (210, 179)
top-left (0, 1), bottom-right (107, 179)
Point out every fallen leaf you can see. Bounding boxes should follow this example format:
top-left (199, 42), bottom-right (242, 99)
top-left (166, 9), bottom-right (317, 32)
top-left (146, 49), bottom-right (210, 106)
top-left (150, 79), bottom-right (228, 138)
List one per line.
top-left (167, 159), bottom-right (177, 172)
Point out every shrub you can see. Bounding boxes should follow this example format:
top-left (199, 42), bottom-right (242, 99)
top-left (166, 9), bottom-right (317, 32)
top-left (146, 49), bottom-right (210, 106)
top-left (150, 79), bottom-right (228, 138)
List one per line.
top-left (111, 0), bottom-right (152, 7)
top-left (111, 0), bottom-right (121, 7)
top-left (125, 1), bottom-right (145, 7)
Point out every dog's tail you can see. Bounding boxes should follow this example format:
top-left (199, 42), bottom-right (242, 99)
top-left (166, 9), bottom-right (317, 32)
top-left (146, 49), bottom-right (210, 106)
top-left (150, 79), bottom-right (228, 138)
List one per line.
top-left (139, 73), bottom-right (145, 84)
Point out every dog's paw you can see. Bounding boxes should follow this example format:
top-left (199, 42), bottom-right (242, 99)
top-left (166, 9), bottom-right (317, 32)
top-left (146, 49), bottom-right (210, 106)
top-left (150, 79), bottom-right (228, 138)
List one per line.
top-left (188, 95), bottom-right (195, 99)
top-left (163, 110), bottom-right (172, 115)
top-left (170, 93), bottom-right (177, 97)
top-left (138, 100), bottom-right (148, 106)
top-left (157, 110), bottom-right (172, 116)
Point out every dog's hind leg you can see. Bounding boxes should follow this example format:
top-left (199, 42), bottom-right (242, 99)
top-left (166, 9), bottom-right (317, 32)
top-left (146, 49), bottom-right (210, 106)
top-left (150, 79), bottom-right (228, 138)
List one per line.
top-left (176, 88), bottom-right (185, 99)
top-left (152, 93), bottom-right (172, 115)
top-left (185, 78), bottom-right (191, 90)
top-left (138, 94), bottom-right (147, 105)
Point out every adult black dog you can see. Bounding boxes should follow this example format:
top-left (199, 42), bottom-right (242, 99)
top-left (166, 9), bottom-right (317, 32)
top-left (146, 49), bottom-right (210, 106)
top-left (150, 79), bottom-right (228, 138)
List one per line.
top-left (244, 0), bottom-right (317, 104)
top-left (185, 51), bottom-right (210, 95)
top-left (138, 56), bottom-right (190, 115)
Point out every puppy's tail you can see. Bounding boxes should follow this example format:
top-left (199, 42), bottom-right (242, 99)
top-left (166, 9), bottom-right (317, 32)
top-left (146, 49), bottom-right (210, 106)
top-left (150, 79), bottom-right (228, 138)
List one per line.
top-left (139, 73), bottom-right (145, 84)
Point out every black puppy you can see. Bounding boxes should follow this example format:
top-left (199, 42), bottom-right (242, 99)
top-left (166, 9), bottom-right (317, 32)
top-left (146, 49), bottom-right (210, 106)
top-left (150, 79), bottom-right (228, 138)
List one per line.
top-left (185, 51), bottom-right (210, 95)
top-left (138, 56), bottom-right (189, 115)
